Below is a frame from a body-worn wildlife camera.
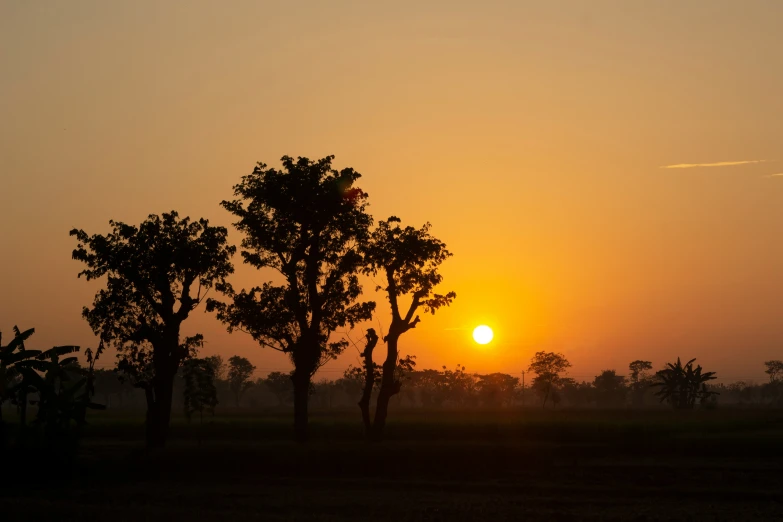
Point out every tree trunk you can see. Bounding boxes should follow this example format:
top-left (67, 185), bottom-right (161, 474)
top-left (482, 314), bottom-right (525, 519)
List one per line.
top-left (372, 333), bottom-right (400, 441)
top-left (358, 329), bottom-right (378, 439)
top-left (145, 370), bottom-right (175, 449)
top-left (292, 370), bottom-right (311, 443)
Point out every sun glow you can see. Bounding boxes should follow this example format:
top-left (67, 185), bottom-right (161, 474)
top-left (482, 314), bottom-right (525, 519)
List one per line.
top-left (472, 325), bottom-right (494, 345)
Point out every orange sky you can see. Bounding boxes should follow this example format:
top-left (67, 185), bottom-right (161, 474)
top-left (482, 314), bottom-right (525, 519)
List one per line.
top-left (2, 1), bottom-right (782, 383)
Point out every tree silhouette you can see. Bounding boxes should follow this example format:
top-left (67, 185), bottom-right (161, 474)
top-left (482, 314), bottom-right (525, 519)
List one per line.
top-left (357, 328), bottom-right (379, 437)
top-left (651, 358), bottom-right (717, 409)
top-left (227, 356), bottom-right (256, 407)
top-left (628, 360), bottom-right (653, 407)
top-left (477, 372), bottom-right (519, 407)
top-left (204, 355), bottom-right (227, 381)
top-left (21, 343), bottom-right (106, 448)
top-left (0, 326), bottom-right (41, 446)
top-left (182, 358), bottom-right (218, 424)
top-left (209, 156), bottom-right (375, 441)
top-left (443, 365), bottom-right (478, 407)
top-left (71, 211), bottom-right (235, 448)
top-left (362, 217), bottom-right (455, 440)
top-left (764, 360), bottom-right (783, 383)
top-left (592, 369), bottom-right (627, 407)
top-left (263, 371), bottom-right (294, 407)
top-left (528, 351), bottom-right (571, 408)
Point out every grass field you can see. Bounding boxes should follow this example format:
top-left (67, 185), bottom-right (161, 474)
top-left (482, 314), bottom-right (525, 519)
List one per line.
top-left (2, 408), bottom-right (783, 521)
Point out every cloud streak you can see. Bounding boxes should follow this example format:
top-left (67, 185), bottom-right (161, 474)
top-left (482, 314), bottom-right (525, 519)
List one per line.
top-left (763, 173), bottom-right (783, 178)
top-left (660, 160), bottom-right (767, 169)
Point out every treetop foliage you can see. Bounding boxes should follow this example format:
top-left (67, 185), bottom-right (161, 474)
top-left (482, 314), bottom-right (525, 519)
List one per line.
top-left (362, 217), bottom-right (456, 321)
top-left (208, 156), bottom-right (376, 372)
top-left (70, 211), bottom-right (235, 349)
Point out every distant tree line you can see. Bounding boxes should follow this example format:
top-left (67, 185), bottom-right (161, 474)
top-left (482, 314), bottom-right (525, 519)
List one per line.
top-left (46, 353), bottom-right (783, 417)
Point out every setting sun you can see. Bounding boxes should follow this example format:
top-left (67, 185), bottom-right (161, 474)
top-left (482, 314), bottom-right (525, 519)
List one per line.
top-left (472, 325), bottom-right (494, 345)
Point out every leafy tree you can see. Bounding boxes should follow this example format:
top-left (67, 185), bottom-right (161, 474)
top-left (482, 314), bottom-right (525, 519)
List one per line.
top-left (528, 351), bottom-right (571, 408)
top-left (764, 360), bottom-right (783, 383)
top-left (629, 360), bottom-right (653, 383)
top-left (414, 368), bottom-right (449, 407)
top-left (362, 217), bottom-right (455, 440)
top-left (312, 379), bottom-right (340, 410)
top-left (443, 365), bottom-right (478, 407)
top-left (264, 371), bottom-right (294, 407)
top-left (71, 211), bottom-right (235, 448)
top-left (209, 156), bottom-right (375, 441)
top-left (338, 365), bottom-right (367, 400)
top-left (477, 373), bottom-right (519, 407)
top-left (182, 358), bottom-right (218, 423)
top-left (651, 358), bottom-right (718, 409)
top-left (560, 378), bottom-right (593, 407)
top-left (592, 369), bottom-right (627, 407)
top-left (204, 355), bottom-right (227, 381)
top-left (92, 369), bottom-right (128, 407)
top-left (628, 360), bottom-right (654, 407)
top-left (227, 355), bottom-right (256, 407)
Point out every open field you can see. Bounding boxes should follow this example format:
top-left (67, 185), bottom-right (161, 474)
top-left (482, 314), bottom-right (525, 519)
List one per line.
top-left (2, 408), bottom-right (783, 521)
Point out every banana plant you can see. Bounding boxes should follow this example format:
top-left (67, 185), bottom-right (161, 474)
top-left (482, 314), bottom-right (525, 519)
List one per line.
top-left (19, 343), bottom-right (106, 445)
top-left (1, 326), bottom-right (43, 434)
top-left (651, 357), bottom-right (718, 409)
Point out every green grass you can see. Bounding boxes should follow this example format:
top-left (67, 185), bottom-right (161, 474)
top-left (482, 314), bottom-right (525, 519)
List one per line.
top-left (2, 408), bottom-right (783, 521)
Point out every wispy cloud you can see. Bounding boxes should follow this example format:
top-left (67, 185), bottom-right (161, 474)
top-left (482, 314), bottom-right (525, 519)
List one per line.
top-left (660, 160), bottom-right (768, 169)
top-left (763, 173), bottom-right (783, 178)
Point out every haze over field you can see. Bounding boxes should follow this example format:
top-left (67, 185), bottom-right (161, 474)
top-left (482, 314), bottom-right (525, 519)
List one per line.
top-left (2, 1), bottom-right (782, 381)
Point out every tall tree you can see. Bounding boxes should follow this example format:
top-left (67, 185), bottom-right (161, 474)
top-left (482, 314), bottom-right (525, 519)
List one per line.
top-left (209, 156), bottom-right (375, 441)
top-left (528, 351), bottom-right (571, 408)
top-left (227, 355), bottom-right (256, 407)
top-left (362, 217), bottom-right (455, 440)
top-left (71, 211), bottom-right (235, 448)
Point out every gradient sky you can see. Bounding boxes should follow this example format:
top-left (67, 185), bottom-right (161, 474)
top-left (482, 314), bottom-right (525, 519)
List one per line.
top-left (2, 1), bottom-right (782, 383)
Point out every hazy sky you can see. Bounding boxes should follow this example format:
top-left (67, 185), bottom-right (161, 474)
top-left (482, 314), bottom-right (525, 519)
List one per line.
top-left (2, 1), bottom-right (782, 382)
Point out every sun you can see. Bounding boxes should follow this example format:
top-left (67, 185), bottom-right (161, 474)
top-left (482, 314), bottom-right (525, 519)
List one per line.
top-left (472, 325), bottom-right (494, 345)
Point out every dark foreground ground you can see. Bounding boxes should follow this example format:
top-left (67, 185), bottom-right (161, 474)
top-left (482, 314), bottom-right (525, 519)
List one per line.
top-left (2, 408), bottom-right (783, 521)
